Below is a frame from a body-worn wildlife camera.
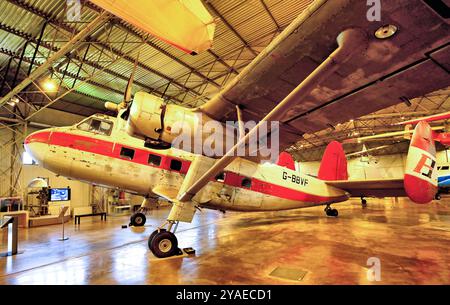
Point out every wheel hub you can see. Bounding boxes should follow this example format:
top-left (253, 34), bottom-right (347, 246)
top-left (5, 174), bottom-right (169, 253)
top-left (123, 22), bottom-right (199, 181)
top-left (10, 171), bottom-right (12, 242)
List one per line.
top-left (159, 239), bottom-right (172, 253)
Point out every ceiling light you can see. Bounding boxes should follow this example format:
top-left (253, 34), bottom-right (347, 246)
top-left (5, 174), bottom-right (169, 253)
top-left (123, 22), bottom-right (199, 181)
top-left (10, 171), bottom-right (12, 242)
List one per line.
top-left (7, 96), bottom-right (19, 106)
top-left (42, 79), bottom-right (57, 92)
top-left (375, 24), bottom-right (398, 39)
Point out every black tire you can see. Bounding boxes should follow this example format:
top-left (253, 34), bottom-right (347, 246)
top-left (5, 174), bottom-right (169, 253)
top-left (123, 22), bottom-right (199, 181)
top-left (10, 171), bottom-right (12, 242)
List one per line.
top-left (331, 209), bottom-right (338, 217)
top-left (362, 199), bottom-right (367, 205)
top-left (149, 230), bottom-right (178, 258)
top-left (148, 229), bottom-right (166, 246)
top-left (130, 212), bottom-right (146, 227)
top-left (435, 194), bottom-right (441, 200)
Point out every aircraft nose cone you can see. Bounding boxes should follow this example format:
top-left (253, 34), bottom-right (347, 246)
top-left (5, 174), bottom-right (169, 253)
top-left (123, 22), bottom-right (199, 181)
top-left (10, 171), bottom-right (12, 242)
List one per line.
top-left (25, 130), bottom-right (50, 145)
top-left (24, 130), bottom-right (51, 165)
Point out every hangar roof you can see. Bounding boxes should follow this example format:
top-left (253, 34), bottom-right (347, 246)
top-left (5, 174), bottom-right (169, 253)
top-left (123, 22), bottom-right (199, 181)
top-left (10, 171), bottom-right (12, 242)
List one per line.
top-left (0, 0), bottom-right (448, 160)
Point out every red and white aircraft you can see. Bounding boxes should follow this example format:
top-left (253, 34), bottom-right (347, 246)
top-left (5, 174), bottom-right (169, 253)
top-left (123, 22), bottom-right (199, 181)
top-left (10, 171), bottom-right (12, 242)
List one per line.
top-left (24, 0), bottom-right (448, 258)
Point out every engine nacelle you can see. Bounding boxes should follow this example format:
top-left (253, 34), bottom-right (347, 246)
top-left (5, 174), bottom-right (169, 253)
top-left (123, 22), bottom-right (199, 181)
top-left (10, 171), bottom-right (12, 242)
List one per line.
top-left (127, 92), bottom-right (209, 149)
top-left (127, 92), bottom-right (269, 158)
top-left (127, 92), bottom-right (166, 140)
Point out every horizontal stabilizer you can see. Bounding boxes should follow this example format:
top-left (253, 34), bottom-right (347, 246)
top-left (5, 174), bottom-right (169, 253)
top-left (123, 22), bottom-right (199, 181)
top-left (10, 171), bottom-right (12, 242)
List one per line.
top-left (326, 179), bottom-right (406, 198)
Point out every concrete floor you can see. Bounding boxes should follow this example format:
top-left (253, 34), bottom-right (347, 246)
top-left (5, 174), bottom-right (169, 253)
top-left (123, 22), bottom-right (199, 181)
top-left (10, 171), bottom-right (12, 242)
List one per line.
top-left (1, 198), bottom-right (449, 284)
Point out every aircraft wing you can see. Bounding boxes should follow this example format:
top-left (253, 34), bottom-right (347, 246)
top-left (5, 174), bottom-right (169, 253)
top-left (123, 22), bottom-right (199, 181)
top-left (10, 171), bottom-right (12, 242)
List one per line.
top-left (326, 178), bottom-right (407, 198)
top-left (200, 0), bottom-right (450, 152)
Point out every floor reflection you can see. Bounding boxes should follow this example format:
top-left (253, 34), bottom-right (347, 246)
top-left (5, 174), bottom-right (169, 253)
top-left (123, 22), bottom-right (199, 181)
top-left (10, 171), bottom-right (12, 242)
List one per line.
top-left (0, 198), bottom-right (449, 284)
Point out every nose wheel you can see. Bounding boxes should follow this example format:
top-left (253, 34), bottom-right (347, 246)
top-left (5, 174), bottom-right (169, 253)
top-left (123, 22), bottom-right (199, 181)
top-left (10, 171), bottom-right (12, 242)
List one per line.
top-left (324, 205), bottom-right (338, 217)
top-left (129, 212), bottom-right (146, 227)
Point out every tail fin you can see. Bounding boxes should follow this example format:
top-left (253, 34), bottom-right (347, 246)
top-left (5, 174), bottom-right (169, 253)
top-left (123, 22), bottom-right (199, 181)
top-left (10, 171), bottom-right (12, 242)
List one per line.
top-left (276, 151), bottom-right (296, 170)
top-left (318, 141), bottom-right (348, 181)
top-left (404, 121), bottom-right (437, 204)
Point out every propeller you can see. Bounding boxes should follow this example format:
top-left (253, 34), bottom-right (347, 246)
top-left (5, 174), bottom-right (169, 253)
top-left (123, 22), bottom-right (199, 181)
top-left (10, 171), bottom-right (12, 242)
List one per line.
top-left (105, 53), bottom-right (140, 113)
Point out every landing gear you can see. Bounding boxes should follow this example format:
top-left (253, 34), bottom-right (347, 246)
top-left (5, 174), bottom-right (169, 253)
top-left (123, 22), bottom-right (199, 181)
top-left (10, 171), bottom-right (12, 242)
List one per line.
top-left (129, 196), bottom-right (159, 227)
top-left (324, 205), bottom-right (338, 217)
top-left (435, 193), bottom-right (441, 200)
top-left (361, 197), bottom-right (367, 208)
top-left (129, 212), bottom-right (146, 227)
top-left (148, 221), bottom-right (181, 258)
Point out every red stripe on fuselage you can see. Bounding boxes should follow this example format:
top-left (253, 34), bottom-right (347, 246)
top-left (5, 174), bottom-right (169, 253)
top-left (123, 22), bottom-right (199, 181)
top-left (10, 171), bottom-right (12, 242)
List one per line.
top-left (28, 131), bottom-right (343, 203)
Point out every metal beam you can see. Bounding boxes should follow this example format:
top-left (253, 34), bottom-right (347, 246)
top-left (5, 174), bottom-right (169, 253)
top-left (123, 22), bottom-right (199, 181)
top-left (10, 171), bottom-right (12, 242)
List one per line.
top-left (0, 11), bottom-right (110, 108)
top-left (6, 0), bottom-right (202, 99)
top-left (27, 21), bottom-right (47, 76)
top-left (205, 2), bottom-right (258, 57)
top-left (0, 23), bottom-right (185, 104)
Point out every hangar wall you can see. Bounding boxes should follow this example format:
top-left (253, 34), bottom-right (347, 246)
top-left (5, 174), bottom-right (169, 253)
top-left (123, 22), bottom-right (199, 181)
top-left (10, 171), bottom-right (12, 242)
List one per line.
top-left (0, 126), bottom-right (14, 197)
top-left (0, 108), bottom-right (91, 212)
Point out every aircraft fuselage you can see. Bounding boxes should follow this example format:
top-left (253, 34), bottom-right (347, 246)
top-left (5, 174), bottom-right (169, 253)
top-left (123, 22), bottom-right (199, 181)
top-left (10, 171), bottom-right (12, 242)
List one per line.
top-left (25, 114), bottom-right (349, 212)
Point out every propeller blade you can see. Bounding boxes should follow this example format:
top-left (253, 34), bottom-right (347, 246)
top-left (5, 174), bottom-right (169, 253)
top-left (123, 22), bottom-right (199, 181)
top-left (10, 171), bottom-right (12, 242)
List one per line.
top-left (123, 53), bottom-right (140, 105)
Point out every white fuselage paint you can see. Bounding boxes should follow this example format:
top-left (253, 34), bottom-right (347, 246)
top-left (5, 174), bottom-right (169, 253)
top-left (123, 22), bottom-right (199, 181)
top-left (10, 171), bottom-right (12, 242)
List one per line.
top-left (25, 115), bottom-right (349, 212)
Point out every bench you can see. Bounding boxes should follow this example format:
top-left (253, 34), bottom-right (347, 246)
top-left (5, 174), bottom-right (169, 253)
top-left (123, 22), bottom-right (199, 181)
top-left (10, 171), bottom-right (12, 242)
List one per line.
top-left (74, 212), bottom-right (107, 225)
top-left (112, 205), bottom-right (131, 214)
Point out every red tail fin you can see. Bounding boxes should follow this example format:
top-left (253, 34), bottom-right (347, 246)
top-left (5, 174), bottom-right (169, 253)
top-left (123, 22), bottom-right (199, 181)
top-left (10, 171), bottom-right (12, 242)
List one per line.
top-left (318, 141), bottom-right (348, 181)
top-left (276, 151), bottom-right (296, 171)
top-left (404, 121), bottom-right (437, 204)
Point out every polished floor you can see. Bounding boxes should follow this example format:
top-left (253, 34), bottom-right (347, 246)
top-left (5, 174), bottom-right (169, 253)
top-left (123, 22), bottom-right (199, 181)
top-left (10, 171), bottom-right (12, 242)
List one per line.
top-left (1, 198), bottom-right (449, 284)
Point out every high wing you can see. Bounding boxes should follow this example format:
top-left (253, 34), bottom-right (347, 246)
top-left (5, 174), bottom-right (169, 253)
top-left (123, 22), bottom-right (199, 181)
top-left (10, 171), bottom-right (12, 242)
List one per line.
top-left (200, 0), bottom-right (450, 152)
top-left (325, 179), bottom-right (406, 198)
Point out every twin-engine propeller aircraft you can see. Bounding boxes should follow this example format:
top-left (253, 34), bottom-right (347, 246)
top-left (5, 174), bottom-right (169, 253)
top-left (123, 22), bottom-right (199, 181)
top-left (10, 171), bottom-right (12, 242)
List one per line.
top-left (25, 0), bottom-right (449, 258)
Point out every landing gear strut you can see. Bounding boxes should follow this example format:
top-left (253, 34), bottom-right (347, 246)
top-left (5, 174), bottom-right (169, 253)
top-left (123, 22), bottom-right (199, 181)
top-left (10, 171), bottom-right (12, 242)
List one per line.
top-left (148, 221), bottom-right (181, 258)
top-left (324, 205), bottom-right (338, 217)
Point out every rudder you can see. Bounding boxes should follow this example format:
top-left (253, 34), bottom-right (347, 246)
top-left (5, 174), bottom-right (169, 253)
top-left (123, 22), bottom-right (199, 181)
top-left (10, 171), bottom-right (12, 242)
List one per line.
top-left (404, 121), bottom-right (437, 204)
top-left (318, 141), bottom-right (348, 181)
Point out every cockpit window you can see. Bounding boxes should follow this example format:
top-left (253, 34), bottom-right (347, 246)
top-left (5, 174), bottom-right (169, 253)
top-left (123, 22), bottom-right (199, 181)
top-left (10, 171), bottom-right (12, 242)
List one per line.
top-left (77, 118), bottom-right (113, 136)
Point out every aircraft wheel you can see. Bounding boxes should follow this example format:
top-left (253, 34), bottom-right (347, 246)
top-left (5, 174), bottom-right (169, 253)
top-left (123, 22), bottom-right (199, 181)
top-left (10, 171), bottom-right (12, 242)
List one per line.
top-left (130, 212), bottom-right (146, 227)
top-left (435, 193), bottom-right (441, 200)
top-left (148, 228), bottom-right (166, 245)
top-left (326, 208), bottom-right (338, 217)
top-left (149, 230), bottom-right (178, 258)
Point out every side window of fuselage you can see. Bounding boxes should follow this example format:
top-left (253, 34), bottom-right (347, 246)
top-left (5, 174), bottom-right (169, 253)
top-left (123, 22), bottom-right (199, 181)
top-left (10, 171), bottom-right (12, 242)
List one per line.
top-left (77, 118), bottom-right (113, 136)
top-left (170, 159), bottom-right (182, 171)
top-left (215, 172), bottom-right (225, 182)
top-left (148, 154), bottom-right (162, 166)
top-left (241, 177), bottom-right (252, 188)
top-left (120, 147), bottom-right (135, 160)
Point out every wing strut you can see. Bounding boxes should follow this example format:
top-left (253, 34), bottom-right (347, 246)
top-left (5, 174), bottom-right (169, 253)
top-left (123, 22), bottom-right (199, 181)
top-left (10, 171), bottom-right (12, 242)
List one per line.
top-left (178, 28), bottom-right (369, 202)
